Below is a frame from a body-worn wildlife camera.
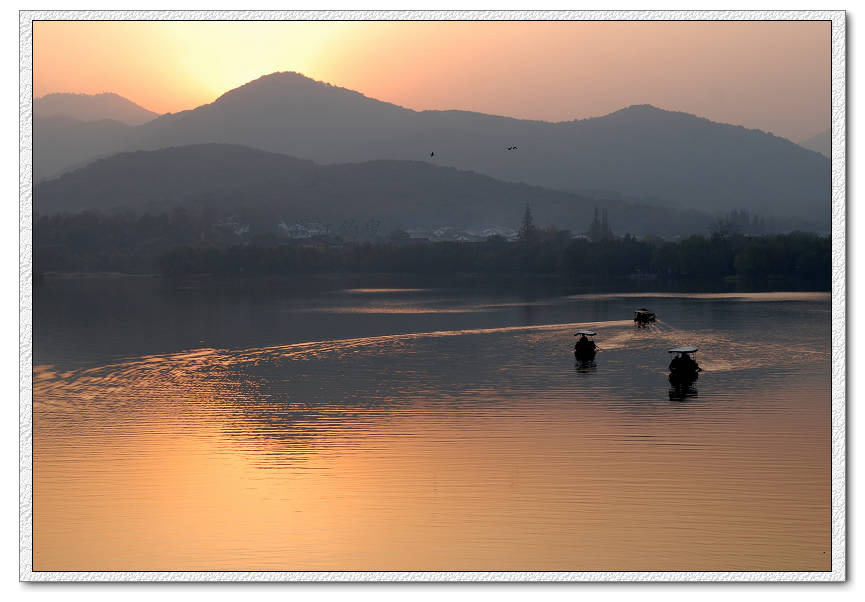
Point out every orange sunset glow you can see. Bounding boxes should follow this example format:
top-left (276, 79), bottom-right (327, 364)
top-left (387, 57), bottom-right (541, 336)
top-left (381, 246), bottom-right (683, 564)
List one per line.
top-left (34, 326), bottom-right (830, 571)
top-left (34, 19), bottom-right (830, 142)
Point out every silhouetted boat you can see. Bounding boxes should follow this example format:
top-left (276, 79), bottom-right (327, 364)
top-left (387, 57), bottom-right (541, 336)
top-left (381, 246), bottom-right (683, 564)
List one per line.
top-left (574, 330), bottom-right (598, 364)
top-left (668, 346), bottom-right (700, 382)
top-left (634, 308), bottom-right (656, 325)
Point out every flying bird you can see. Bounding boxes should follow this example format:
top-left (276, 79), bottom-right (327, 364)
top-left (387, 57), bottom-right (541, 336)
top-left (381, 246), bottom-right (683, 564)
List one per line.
top-left (430, 151), bottom-right (435, 157)
top-left (507, 146), bottom-right (519, 151)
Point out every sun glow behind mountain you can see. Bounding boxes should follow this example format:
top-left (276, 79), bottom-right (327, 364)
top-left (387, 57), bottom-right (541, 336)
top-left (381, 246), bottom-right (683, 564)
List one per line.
top-left (34, 21), bottom-right (349, 115)
top-left (34, 20), bottom-right (829, 141)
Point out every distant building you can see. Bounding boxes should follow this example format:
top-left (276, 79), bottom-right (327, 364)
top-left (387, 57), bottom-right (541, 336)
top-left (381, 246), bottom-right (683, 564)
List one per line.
top-left (212, 216), bottom-right (250, 238)
top-left (278, 221), bottom-right (330, 240)
top-left (404, 225), bottom-right (519, 242)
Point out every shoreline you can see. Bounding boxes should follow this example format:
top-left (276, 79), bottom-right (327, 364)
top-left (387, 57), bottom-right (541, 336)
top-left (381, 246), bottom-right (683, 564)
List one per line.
top-left (35, 270), bottom-right (831, 294)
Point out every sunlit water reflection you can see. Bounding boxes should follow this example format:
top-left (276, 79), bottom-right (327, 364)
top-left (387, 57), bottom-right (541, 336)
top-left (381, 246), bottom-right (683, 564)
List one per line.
top-left (33, 280), bottom-right (830, 571)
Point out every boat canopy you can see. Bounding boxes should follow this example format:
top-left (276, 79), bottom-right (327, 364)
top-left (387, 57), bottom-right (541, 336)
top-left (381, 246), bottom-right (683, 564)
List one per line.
top-left (574, 330), bottom-right (596, 336)
top-left (668, 346), bottom-right (698, 354)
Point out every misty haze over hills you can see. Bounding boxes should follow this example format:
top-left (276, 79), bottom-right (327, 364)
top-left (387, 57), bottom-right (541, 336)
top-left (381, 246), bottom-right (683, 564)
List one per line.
top-left (34, 144), bottom-right (720, 238)
top-left (33, 93), bottom-right (159, 181)
top-left (34, 116), bottom-right (132, 182)
top-left (33, 72), bottom-right (830, 228)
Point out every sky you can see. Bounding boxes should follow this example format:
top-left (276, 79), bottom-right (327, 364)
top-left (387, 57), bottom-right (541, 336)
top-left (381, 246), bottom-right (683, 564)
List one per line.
top-left (33, 20), bottom-right (831, 142)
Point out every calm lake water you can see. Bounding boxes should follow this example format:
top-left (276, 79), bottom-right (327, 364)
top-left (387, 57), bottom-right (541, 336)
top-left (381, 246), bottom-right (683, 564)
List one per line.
top-left (33, 276), bottom-right (831, 571)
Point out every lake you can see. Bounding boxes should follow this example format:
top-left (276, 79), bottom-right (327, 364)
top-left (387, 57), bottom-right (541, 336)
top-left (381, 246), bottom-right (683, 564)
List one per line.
top-left (32, 276), bottom-right (831, 571)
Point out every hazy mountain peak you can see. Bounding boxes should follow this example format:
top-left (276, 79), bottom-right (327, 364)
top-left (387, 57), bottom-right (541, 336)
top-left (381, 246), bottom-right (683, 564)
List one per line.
top-left (212, 70), bottom-right (395, 109)
top-left (40, 91), bottom-right (123, 101)
top-left (621, 104), bottom-right (665, 112)
top-left (602, 104), bottom-right (699, 121)
top-left (798, 129), bottom-right (830, 157)
top-left (34, 92), bottom-right (159, 126)
top-left (214, 71), bottom-right (319, 98)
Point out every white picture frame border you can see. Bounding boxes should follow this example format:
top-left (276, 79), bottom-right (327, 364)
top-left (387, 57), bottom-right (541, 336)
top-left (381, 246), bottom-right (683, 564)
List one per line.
top-left (18, 8), bottom-right (847, 583)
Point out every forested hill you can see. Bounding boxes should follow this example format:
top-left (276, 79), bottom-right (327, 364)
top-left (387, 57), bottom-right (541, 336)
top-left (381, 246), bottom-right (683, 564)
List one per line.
top-left (34, 143), bottom-right (717, 238)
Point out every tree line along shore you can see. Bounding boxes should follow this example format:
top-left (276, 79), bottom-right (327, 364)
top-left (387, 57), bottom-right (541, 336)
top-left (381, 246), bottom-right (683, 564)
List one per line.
top-left (34, 209), bottom-right (830, 286)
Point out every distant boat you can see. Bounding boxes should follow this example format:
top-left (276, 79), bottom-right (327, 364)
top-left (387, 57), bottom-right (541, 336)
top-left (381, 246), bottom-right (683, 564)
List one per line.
top-left (668, 346), bottom-right (700, 382)
top-left (574, 330), bottom-right (598, 364)
top-left (634, 308), bottom-right (656, 325)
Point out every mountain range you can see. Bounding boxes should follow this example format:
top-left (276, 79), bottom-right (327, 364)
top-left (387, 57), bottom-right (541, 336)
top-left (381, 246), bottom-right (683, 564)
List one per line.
top-left (33, 71), bottom-right (831, 228)
top-left (34, 143), bottom-right (719, 238)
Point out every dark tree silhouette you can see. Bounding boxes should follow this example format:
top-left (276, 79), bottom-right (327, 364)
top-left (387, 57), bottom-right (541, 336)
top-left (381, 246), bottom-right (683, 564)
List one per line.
top-left (518, 203), bottom-right (537, 243)
top-left (587, 206), bottom-right (614, 241)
